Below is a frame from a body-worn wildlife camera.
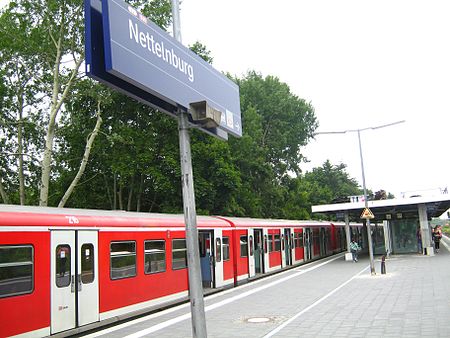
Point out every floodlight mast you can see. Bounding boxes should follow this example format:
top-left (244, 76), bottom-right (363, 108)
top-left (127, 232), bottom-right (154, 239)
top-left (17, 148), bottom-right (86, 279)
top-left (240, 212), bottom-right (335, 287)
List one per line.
top-left (315, 120), bottom-right (405, 275)
top-left (171, 0), bottom-right (207, 337)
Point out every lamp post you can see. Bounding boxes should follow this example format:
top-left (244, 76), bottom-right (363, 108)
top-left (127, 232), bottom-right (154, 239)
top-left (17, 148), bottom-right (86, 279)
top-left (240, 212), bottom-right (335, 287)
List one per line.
top-left (316, 120), bottom-right (405, 275)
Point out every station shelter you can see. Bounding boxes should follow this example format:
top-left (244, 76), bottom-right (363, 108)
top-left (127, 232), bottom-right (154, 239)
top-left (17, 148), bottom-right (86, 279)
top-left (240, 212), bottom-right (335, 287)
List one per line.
top-left (312, 195), bottom-right (450, 255)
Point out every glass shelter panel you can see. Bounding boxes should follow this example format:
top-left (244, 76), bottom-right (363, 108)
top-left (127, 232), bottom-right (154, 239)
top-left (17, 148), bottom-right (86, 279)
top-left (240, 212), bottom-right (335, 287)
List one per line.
top-left (391, 219), bottom-right (419, 254)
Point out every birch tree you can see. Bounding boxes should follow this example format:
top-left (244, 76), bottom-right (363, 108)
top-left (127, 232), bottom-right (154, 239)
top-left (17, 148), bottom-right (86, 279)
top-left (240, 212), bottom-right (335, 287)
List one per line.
top-left (36, 0), bottom-right (85, 206)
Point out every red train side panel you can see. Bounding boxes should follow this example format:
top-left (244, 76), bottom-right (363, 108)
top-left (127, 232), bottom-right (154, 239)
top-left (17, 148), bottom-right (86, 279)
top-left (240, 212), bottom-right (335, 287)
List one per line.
top-left (0, 232), bottom-right (50, 338)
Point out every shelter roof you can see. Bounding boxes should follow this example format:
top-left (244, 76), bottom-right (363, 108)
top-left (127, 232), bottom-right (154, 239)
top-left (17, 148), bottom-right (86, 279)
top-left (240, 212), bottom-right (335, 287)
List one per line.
top-left (312, 194), bottom-right (450, 221)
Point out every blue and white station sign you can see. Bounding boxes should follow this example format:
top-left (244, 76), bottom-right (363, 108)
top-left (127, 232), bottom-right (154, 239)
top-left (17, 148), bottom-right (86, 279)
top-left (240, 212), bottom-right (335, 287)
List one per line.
top-left (85, 0), bottom-right (241, 138)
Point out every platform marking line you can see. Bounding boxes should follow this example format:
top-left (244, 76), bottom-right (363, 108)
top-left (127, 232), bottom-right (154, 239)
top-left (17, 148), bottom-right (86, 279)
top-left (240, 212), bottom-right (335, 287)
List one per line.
top-left (262, 265), bottom-right (369, 338)
top-left (81, 256), bottom-right (343, 338)
top-left (441, 238), bottom-right (450, 252)
top-left (118, 255), bottom-right (343, 338)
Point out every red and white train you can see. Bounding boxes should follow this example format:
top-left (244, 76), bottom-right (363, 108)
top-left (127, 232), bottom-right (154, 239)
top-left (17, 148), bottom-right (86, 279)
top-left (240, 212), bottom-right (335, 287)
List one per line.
top-left (0, 205), bottom-right (357, 337)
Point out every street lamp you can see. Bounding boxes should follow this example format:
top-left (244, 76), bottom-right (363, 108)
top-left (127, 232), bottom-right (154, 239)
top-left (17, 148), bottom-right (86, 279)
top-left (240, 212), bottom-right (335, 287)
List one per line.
top-left (315, 120), bottom-right (405, 275)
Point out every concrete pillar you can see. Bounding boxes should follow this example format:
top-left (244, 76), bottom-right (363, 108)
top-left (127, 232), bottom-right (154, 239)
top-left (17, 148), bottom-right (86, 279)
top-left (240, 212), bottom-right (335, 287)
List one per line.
top-left (383, 220), bottom-right (392, 256)
top-left (344, 212), bottom-right (353, 261)
top-left (418, 203), bottom-right (434, 256)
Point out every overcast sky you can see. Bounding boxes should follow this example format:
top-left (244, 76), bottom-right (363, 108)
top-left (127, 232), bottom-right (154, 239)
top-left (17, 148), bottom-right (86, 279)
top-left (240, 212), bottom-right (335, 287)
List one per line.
top-left (1, 0), bottom-right (448, 199)
top-left (178, 0), bottom-right (450, 198)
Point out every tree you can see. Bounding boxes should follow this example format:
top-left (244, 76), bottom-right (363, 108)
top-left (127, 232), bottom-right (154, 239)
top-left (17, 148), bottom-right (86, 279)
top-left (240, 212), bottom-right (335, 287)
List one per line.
top-left (236, 71), bottom-right (318, 179)
top-left (298, 160), bottom-right (362, 219)
top-left (0, 3), bottom-right (45, 204)
top-left (226, 72), bottom-right (318, 217)
top-left (0, 0), bottom-right (173, 208)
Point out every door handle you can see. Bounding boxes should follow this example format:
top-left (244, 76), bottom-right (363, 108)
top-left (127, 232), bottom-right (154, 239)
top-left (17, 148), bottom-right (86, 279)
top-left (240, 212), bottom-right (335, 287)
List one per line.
top-left (78, 274), bottom-right (82, 291)
top-left (71, 275), bottom-right (75, 293)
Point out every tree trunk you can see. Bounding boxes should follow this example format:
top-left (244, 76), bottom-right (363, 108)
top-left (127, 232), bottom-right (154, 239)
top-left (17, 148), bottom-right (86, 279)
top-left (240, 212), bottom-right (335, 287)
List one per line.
top-left (0, 175), bottom-right (9, 204)
top-left (103, 173), bottom-right (113, 209)
top-left (58, 108), bottom-right (102, 208)
top-left (113, 172), bottom-right (117, 210)
top-left (118, 183), bottom-right (123, 210)
top-left (127, 180), bottom-right (133, 211)
top-left (39, 30), bottom-right (83, 206)
top-left (17, 93), bottom-right (25, 205)
top-left (136, 174), bottom-right (144, 212)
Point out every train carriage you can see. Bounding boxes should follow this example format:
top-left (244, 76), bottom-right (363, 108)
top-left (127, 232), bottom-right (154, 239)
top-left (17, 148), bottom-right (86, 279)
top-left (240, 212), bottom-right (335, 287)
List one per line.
top-left (218, 218), bottom-right (337, 281)
top-left (0, 205), bottom-right (347, 337)
top-left (0, 205), bottom-right (234, 337)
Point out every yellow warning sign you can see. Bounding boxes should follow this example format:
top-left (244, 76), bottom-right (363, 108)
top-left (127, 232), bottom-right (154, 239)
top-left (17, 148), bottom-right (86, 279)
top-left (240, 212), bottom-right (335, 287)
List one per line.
top-left (360, 208), bottom-right (375, 219)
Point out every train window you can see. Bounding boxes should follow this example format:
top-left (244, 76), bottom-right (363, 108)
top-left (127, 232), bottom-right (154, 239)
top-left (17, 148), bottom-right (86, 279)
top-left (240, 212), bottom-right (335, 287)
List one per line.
top-left (249, 235), bottom-right (253, 256)
top-left (110, 241), bottom-right (136, 280)
top-left (215, 238), bottom-right (222, 263)
top-left (56, 245), bottom-right (71, 287)
top-left (198, 235), bottom-right (206, 258)
top-left (240, 236), bottom-right (248, 257)
top-left (81, 244), bottom-right (94, 284)
top-left (297, 233), bottom-right (304, 248)
top-left (172, 239), bottom-right (187, 270)
top-left (0, 245), bottom-right (34, 298)
top-left (274, 234), bottom-right (281, 251)
top-left (268, 234), bottom-right (274, 252)
top-left (222, 237), bottom-right (230, 261)
top-left (145, 240), bottom-right (166, 274)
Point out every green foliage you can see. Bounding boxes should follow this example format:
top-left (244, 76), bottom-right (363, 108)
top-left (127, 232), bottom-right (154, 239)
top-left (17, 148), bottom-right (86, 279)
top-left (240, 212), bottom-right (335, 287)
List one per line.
top-left (189, 42), bottom-right (213, 64)
top-left (128, 0), bottom-right (172, 29)
top-left (236, 71), bottom-right (318, 178)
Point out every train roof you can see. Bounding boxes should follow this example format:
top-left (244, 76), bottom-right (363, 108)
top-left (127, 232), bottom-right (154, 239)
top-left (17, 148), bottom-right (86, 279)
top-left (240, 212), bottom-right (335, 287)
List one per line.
top-left (0, 204), bottom-right (230, 229)
top-left (0, 205), bottom-right (342, 230)
top-left (218, 216), bottom-right (333, 228)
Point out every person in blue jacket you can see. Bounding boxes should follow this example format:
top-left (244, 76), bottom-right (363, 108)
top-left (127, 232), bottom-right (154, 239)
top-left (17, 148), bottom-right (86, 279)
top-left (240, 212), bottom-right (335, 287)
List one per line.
top-left (350, 238), bottom-right (361, 262)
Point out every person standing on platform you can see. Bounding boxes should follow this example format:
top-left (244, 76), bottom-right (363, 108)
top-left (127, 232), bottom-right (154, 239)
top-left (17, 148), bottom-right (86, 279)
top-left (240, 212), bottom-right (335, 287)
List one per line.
top-left (434, 226), bottom-right (442, 253)
top-left (350, 238), bottom-right (360, 262)
top-left (416, 227), bottom-right (422, 253)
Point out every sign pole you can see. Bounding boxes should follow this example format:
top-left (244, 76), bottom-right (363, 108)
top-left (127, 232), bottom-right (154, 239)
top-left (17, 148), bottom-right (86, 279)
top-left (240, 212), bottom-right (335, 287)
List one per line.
top-left (357, 130), bottom-right (376, 275)
top-left (172, 1), bottom-right (208, 337)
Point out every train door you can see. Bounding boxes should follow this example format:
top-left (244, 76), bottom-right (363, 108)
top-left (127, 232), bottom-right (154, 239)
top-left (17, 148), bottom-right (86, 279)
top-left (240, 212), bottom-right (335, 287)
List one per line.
top-left (320, 228), bottom-right (326, 256)
top-left (199, 231), bottom-right (213, 288)
top-left (254, 229), bottom-right (264, 274)
top-left (51, 230), bottom-right (99, 334)
top-left (263, 228), bottom-right (270, 271)
top-left (283, 229), bottom-right (292, 266)
top-left (304, 228), bottom-right (312, 261)
top-left (78, 231), bottom-right (99, 326)
top-left (290, 231), bottom-right (295, 264)
top-left (247, 229), bottom-right (256, 278)
top-left (213, 229), bottom-right (225, 288)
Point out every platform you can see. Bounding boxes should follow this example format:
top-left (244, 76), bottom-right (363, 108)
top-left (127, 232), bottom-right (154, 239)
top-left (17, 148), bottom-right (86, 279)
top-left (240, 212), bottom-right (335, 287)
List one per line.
top-left (78, 236), bottom-right (450, 338)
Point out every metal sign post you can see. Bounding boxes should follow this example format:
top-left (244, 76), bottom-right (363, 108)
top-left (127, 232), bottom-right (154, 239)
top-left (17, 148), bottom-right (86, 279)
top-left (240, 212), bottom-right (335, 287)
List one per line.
top-left (172, 1), bottom-right (207, 337)
top-left (85, 2), bottom-right (242, 334)
top-left (315, 120), bottom-right (404, 276)
top-left (357, 130), bottom-right (376, 275)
